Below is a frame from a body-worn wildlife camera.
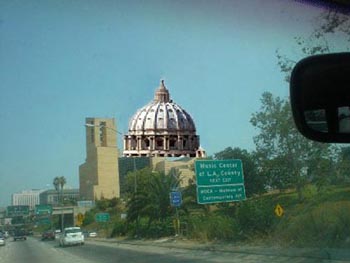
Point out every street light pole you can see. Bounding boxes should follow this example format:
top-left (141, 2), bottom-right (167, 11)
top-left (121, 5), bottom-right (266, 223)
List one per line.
top-left (60, 187), bottom-right (64, 231)
top-left (133, 157), bottom-right (137, 193)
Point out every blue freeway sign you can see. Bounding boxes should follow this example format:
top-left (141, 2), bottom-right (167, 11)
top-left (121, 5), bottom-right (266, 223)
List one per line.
top-left (170, 191), bottom-right (182, 207)
top-left (195, 159), bottom-right (246, 204)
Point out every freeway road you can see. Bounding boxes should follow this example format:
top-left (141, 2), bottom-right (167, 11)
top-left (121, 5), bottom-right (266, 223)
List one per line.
top-left (0, 237), bottom-right (348, 263)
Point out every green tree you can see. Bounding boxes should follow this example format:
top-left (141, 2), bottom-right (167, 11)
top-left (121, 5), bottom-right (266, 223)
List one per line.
top-left (251, 92), bottom-right (333, 200)
top-left (53, 176), bottom-right (66, 204)
top-left (126, 168), bottom-right (180, 227)
top-left (277, 9), bottom-right (349, 83)
top-left (213, 147), bottom-right (266, 197)
top-left (334, 146), bottom-right (350, 185)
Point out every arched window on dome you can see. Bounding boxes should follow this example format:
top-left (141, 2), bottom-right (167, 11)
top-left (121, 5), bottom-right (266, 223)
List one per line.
top-left (130, 136), bottom-right (137, 150)
top-left (183, 135), bottom-right (189, 149)
top-left (155, 137), bottom-right (163, 149)
top-left (169, 136), bottom-right (177, 150)
top-left (143, 138), bottom-right (150, 149)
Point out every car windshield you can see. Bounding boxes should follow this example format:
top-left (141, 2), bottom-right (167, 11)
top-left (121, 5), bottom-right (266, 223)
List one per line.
top-left (1, 0), bottom-right (350, 262)
top-left (65, 229), bottom-right (82, 234)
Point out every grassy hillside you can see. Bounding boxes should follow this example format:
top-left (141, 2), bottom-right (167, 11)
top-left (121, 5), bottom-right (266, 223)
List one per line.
top-left (268, 185), bottom-right (350, 248)
top-left (83, 185), bottom-right (350, 248)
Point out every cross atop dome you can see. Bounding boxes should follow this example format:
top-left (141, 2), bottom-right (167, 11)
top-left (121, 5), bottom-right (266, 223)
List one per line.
top-left (154, 79), bottom-right (170, 102)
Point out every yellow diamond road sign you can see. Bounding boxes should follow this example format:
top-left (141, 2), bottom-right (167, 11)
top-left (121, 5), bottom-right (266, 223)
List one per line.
top-left (275, 204), bottom-right (284, 217)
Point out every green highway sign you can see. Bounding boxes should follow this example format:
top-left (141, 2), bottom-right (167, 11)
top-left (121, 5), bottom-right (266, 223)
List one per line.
top-left (195, 159), bottom-right (244, 185)
top-left (197, 184), bottom-right (246, 204)
top-left (6, 205), bottom-right (30, 217)
top-left (195, 160), bottom-right (246, 204)
top-left (35, 205), bottom-right (52, 215)
top-left (95, 213), bottom-right (110, 222)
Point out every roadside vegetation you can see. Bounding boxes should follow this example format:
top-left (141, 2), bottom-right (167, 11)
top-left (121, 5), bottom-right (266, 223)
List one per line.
top-left (82, 183), bottom-right (350, 248)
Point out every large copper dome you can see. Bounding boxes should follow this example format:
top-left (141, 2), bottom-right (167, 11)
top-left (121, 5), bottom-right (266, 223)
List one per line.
top-left (123, 80), bottom-right (200, 157)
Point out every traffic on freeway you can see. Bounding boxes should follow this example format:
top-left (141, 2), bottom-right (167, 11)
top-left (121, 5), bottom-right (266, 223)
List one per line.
top-left (3, 234), bottom-right (348, 263)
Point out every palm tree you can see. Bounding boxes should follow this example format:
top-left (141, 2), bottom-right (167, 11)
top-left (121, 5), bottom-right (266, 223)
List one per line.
top-left (59, 176), bottom-right (66, 203)
top-left (53, 176), bottom-right (67, 231)
top-left (53, 176), bottom-right (67, 205)
top-left (127, 170), bottom-right (180, 226)
top-left (58, 176), bottom-right (66, 191)
top-left (53, 177), bottom-right (60, 205)
top-left (53, 177), bottom-right (60, 191)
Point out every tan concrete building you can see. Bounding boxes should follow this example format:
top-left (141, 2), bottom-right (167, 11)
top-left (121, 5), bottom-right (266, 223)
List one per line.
top-left (79, 118), bottom-right (120, 200)
top-left (151, 157), bottom-right (197, 188)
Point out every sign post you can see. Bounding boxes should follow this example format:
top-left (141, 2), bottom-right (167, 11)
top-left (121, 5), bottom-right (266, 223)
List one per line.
top-left (195, 159), bottom-right (246, 204)
top-left (169, 191), bottom-right (182, 236)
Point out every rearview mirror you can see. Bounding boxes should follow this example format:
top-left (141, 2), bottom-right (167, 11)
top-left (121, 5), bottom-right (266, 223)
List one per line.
top-left (290, 52), bottom-right (350, 143)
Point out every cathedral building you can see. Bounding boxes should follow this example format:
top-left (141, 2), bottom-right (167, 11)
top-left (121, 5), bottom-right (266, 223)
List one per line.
top-left (123, 80), bottom-right (203, 158)
top-left (79, 81), bottom-right (205, 201)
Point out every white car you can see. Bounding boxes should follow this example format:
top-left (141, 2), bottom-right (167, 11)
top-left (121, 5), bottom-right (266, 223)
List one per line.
top-left (54, 229), bottom-right (61, 240)
top-left (88, 231), bottom-right (97, 238)
top-left (59, 227), bottom-right (84, 247)
top-left (0, 234), bottom-right (5, 246)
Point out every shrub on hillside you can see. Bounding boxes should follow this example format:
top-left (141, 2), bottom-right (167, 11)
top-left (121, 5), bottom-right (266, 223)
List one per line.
top-left (274, 201), bottom-right (350, 247)
top-left (187, 214), bottom-right (238, 241)
top-left (235, 199), bottom-right (276, 237)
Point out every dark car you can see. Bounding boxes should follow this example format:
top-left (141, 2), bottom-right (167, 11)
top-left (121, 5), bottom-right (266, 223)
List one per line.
top-left (41, 230), bottom-right (55, 241)
top-left (13, 229), bottom-right (27, 241)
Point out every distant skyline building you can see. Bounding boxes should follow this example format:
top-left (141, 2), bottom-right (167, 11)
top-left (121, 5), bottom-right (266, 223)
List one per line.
top-left (12, 189), bottom-right (44, 209)
top-left (39, 189), bottom-right (80, 205)
top-left (123, 80), bottom-right (204, 157)
top-left (79, 118), bottom-right (120, 200)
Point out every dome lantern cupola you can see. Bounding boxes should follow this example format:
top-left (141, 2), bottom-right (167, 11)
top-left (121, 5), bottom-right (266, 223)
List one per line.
top-left (154, 80), bottom-right (170, 102)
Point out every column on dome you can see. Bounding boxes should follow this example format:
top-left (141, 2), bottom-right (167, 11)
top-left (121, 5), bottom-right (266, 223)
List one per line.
top-left (178, 136), bottom-right (183, 150)
top-left (151, 136), bottom-right (155, 150)
top-left (164, 136), bottom-right (169, 150)
top-left (137, 136), bottom-right (142, 150)
top-left (123, 136), bottom-right (127, 150)
top-left (129, 136), bottom-right (136, 150)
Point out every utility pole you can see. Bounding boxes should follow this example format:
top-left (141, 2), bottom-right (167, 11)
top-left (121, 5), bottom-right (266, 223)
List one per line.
top-left (133, 157), bottom-right (140, 238)
top-left (60, 187), bottom-right (64, 231)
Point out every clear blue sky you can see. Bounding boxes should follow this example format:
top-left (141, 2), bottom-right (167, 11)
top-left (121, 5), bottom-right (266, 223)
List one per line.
top-left (0, 0), bottom-right (346, 206)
